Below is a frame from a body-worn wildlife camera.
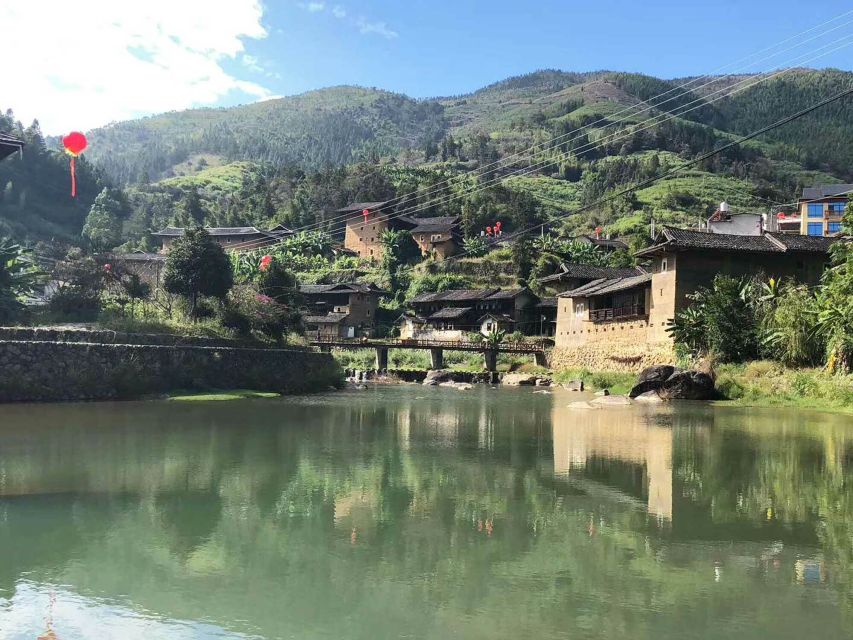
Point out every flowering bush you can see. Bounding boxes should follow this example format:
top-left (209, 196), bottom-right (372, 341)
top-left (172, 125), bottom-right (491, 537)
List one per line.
top-left (223, 285), bottom-right (301, 341)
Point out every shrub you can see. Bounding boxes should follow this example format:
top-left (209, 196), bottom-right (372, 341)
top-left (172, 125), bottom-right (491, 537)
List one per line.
top-left (761, 284), bottom-right (823, 367)
top-left (224, 285), bottom-right (300, 342)
top-left (48, 250), bottom-right (106, 320)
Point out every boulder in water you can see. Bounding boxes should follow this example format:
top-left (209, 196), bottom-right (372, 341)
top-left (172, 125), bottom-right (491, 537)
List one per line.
top-left (658, 370), bottom-right (716, 400)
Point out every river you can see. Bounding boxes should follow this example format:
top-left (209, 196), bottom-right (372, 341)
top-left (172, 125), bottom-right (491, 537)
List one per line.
top-left (0, 385), bottom-right (851, 639)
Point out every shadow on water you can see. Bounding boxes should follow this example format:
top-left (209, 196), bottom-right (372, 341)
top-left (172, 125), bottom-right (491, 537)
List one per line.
top-left (0, 387), bottom-right (852, 639)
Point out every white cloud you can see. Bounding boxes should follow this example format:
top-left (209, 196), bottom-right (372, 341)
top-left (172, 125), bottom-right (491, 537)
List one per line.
top-left (298, 1), bottom-right (326, 12)
top-left (332, 5), bottom-right (347, 18)
top-left (1, 0), bottom-right (271, 134)
top-left (356, 18), bottom-right (398, 39)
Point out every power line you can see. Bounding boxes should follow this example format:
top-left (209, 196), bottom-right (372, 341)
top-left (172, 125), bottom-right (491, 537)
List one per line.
top-left (439, 86), bottom-right (853, 264)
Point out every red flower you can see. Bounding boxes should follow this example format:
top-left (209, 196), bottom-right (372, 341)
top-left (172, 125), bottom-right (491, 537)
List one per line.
top-left (103, 264), bottom-right (112, 271)
top-left (259, 255), bottom-right (273, 271)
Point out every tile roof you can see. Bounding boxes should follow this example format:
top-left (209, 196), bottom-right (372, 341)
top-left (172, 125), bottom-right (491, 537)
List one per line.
top-left (485, 287), bottom-right (530, 300)
top-left (801, 184), bottom-right (853, 200)
top-left (111, 252), bottom-right (166, 262)
top-left (152, 226), bottom-right (269, 237)
top-left (559, 273), bottom-right (653, 298)
top-left (634, 226), bottom-right (841, 257)
top-left (536, 297), bottom-right (558, 308)
top-left (335, 201), bottom-right (393, 213)
top-left (299, 283), bottom-right (386, 295)
top-left (410, 288), bottom-right (499, 304)
top-left (428, 306), bottom-right (474, 320)
top-left (538, 263), bottom-right (645, 283)
top-left (575, 235), bottom-right (629, 250)
top-left (478, 313), bottom-right (515, 323)
top-left (304, 313), bottom-right (349, 324)
top-left (410, 216), bottom-right (460, 234)
top-left (0, 133), bottom-right (24, 161)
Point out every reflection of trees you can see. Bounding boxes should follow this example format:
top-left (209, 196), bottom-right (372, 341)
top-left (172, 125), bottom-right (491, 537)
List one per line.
top-left (0, 395), bottom-right (852, 637)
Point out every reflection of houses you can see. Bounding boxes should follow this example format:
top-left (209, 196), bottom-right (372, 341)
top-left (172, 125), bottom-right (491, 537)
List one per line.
top-left (301, 282), bottom-right (386, 338)
top-left (551, 404), bottom-right (674, 521)
top-left (537, 263), bottom-right (646, 295)
top-left (409, 216), bottom-right (461, 260)
top-left (796, 183), bottom-right (851, 237)
top-left (400, 288), bottom-right (539, 340)
top-left (153, 225), bottom-right (293, 253)
top-left (555, 226), bottom-right (840, 353)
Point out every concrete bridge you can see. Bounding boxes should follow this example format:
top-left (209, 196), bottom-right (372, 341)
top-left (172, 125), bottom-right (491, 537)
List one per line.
top-left (309, 337), bottom-right (547, 372)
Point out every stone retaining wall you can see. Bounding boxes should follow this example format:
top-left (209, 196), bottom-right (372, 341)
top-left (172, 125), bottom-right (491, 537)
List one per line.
top-left (0, 327), bottom-right (256, 348)
top-left (549, 342), bottom-right (675, 373)
top-left (0, 340), bottom-right (342, 402)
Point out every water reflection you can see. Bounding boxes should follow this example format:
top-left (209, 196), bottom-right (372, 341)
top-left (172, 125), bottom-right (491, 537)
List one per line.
top-left (0, 389), bottom-right (851, 638)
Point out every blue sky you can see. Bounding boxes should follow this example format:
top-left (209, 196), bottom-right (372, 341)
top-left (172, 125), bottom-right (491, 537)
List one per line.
top-left (241, 0), bottom-right (853, 98)
top-left (4, 0), bottom-right (852, 134)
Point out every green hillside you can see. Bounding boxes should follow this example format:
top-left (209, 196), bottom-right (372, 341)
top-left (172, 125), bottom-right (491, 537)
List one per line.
top-left (3, 68), bottom-right (851, 252)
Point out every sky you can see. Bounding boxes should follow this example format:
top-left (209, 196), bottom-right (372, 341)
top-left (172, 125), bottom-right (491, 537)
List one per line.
top-left (3, 0), bottom-right (852, 135)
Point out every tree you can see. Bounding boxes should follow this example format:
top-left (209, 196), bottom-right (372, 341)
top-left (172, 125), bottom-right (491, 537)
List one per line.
top-left (380, 229), bottom-right (420, 293)
top-left (816, 200), bottom-right (853, 372)
top-left (163, 228), bottom-right (233, 316)
top-left (511, 235), bottom-right (535, 287)
top-left (0, 238), bottom-right (42, 323)
top-left (174, 188), bottom-right (207, 227)
top-left (82, 188), bottom-right (124, 251)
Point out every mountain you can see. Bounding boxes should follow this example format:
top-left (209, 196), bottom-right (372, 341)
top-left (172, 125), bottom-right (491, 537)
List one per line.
top-left (3, 68), bottom-right (852, 250)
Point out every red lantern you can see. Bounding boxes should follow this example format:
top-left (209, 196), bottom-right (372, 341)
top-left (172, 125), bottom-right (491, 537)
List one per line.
top-left (486, 226), bottom-right (492, 236)
top-left (62, 131), bottom-right (88, 197)
top-left (362, 208), bottom-right (370, 221)
top-left (594, 226), bottom-right (603, 239)
top-left (494, 221), bottom-right (502, 236)
top-left (777, 213), bottom-right (786, 219)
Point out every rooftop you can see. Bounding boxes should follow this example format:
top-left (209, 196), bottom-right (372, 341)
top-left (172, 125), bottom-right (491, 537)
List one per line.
top-left (575, 235), bottom-right (629, 250)
top-left (560, 273), bottom-right (653, 298)
top-left (0, 133), bottom-right (24, 162)
top-left (153, 226), bottom-right (271, 237)
top-left (478, 313), bottom-right (515, 323)
top-left (304, 313), bottom-right (349, 324)
top-left (299, 283), bottom-right (386, 295)
top-left (410, 216), bottom-right (460, 234)
top-left (634, 226), bottom-right (841, 258)
top-left (335, 201), bottom-right (393, 213)
top-left (428, 306), bottom-right (473, 320)
top-left (801, 184), bottom-right (853, 200)
top-left (538, 263), bottom-right (645, 284)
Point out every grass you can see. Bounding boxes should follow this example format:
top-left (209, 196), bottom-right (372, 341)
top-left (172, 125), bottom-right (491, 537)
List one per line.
top-left (168, 389), bottom-right (281, 401)
top-left (714, 361), bottom-right (853, 413)
top-left (552, 368), bottom-right (635, 395)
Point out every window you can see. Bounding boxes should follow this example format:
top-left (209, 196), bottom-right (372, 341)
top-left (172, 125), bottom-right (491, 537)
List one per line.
top-left (828, 202), bottom-right (846, 215)
top-left (828, 222), bottom-right (842, 234)
top-left (369, 249), bottom-right (374, 256)
top-left (660, 259), bottom-right (668, 273)
top-left (808, 203), bottom-right (824, 219)
top-left (807, 222), bottom-right (824, 236)
top-left (575, 302), bottom-right (585, 317)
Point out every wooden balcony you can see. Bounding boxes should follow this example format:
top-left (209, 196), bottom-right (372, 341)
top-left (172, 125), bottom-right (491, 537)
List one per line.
top-left (588, 304), bottom-right (647, 323)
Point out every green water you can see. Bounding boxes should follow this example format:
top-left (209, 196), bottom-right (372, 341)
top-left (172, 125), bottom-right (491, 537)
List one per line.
top-left (0, 386), bottom-right (852, 639)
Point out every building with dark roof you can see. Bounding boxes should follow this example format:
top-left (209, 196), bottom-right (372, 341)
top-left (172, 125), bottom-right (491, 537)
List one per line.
top-left (537, 262), bottom-right (646, 294)
top-left (339, 200), bottom-right (409, 261)
top-left (554, 226), bottom-right (843, 366)
top-left (299, 282), bottom-right (386, 338)
top-left (573, 234), bottom-right (629, 252)
top-left (152, 225), bottom-right (292, 253)
top-left (0, 133), bottom-right (24, 162)
top-left (401, 287), bottom-right (540, 340)
top-left (409, 216), bottom-right (461, 260)
top-left (796, 184), bottom-right (851, 237)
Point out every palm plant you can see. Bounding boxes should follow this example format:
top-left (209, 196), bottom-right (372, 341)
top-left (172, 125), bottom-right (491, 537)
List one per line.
top-left (0, 238), bottom-right (44, 322)
top-left (481, 328), bottom-right (506, 350)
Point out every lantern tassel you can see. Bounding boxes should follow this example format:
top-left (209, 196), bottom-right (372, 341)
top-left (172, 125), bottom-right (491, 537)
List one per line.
top-left (70, 156), bottom-right (76, 198)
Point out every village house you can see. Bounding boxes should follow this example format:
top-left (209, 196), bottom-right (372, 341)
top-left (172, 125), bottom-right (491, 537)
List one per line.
top-left (0, 133), bottom-right (24, 161)
top-left (409, 216), bottom-right (461, 259)
top-left (796, 183), bottom-right (851, 237)
top-left (339, 201), bottom-right (400, 261)
top-left (553, 226), bottom-right (840, 369)
top-left (572, 234), bottom-right (629, 253)
top-left (152, 225), bottom-right (294, 253)
top-left (109, 251), bottom-right (166, 286)
top-left (399, 288), bottom-right (539, 341)
top-left (537, 263), bottom-right (647, 295)
top-left (300, 282), bottom-right (386, 339)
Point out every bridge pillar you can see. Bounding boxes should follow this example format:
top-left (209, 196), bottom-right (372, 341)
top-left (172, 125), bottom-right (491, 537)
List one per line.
top-left (483, 349), bottom-right (498, 372)
top-left (375, 347), bottom-right (389, 372)
top-left (319, 345), bottom-right (331, 353)
top-left (533, 351), bottom-right (548, 367)
top-left (430, 348), bottom-right (444, 369)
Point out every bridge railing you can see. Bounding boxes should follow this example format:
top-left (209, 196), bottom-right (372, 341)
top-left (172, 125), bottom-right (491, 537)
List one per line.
top-left (309, 336), bottom-right (546, 352)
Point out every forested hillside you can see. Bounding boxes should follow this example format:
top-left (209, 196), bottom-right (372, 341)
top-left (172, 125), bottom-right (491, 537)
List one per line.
top-left (2, 68), bottom-right (851, 253)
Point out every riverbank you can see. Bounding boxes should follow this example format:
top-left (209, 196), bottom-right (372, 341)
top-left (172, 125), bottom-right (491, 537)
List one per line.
top-left (0, 328), bottom-right (343, 402)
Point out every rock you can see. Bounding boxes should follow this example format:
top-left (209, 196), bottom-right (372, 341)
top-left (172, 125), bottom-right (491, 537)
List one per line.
top-left (658, 370), bottom-right (716, 400)
top-left (567, 401), bottom-right (598, 410)
top-left (533, 389), bottom-right (552, 394)
top-left (502, 373), bottom-right (537, 386)
top-left (454, 383), bottom-right (473, 391)
top-left (563, 380), bottom-right (584, 392)
top-left (633, 390), bottom-right (663, 404)
top-left (423, 369), bottom-right (453, 386)
top-left (590, 394), bottom-right (632, 406)
top-left (535, 378), bottom-right (552, 387)
top-left (594, 389), bottom-right (610, 396)
top-left (638, 365), bottom-right (676, 385)
top-left (629, 364), bottom-right (677, 398)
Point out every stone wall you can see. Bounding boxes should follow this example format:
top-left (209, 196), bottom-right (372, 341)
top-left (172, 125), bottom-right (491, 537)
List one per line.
top-left (0, 338), bottom-right (342, 402)
top-left (549, 342), bottom-right (675, 373)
